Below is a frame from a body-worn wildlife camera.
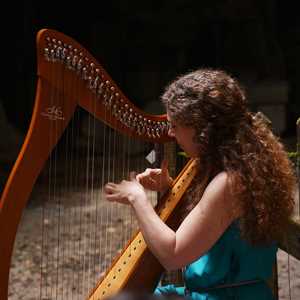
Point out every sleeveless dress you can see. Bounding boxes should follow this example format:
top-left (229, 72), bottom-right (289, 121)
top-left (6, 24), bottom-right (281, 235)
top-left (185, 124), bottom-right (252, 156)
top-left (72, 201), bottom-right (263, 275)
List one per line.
top-left (154, 221), bottom-right (277, 300)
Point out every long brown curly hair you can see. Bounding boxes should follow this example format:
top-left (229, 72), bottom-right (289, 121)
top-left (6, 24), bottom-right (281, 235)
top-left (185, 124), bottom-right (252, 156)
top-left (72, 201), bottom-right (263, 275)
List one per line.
top-left (161, 68), bottom-right (296, 245)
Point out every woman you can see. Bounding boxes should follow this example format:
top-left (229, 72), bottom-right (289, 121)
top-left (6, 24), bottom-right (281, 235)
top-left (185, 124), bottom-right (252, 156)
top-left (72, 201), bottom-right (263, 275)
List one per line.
top-left (104, 69), bottom-right (296, 299)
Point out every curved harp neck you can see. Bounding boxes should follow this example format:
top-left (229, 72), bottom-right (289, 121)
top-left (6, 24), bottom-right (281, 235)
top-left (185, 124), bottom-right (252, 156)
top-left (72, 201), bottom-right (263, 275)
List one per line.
top-left (36, 28), bottom-right (171, 143)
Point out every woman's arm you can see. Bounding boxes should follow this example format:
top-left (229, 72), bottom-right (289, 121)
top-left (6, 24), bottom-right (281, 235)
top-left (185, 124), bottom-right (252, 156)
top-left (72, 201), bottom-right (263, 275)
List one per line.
top-left (104, 172), bottom-right (238, 271)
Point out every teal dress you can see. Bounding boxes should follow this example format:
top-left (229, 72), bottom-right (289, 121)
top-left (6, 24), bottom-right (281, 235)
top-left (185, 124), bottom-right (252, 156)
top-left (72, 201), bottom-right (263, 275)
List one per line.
top-left (154, 221), bottom-right (277, 299)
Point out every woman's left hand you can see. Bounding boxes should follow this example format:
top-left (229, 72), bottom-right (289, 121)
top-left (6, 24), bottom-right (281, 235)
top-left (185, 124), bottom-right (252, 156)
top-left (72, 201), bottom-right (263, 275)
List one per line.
top-left (104, 172), bottom-right (147, 205)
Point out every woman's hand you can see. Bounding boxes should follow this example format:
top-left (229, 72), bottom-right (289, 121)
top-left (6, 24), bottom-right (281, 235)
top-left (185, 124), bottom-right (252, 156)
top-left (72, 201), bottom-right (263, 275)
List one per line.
top-left (136, 159), bottom-right (173, 193)
top-left (104, 172), bottom-right (147, 205)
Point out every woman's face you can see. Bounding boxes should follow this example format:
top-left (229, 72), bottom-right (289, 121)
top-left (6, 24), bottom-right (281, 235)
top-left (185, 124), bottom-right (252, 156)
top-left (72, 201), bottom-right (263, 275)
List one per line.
top-left (167, 112), bottom-right (199, 158)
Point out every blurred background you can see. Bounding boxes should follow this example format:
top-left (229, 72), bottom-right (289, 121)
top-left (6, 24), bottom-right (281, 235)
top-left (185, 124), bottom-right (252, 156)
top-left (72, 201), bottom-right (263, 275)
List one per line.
top-left (1, 0), bottom-right (300, 189)
top-left (1, 2), bottom-right (300, 299)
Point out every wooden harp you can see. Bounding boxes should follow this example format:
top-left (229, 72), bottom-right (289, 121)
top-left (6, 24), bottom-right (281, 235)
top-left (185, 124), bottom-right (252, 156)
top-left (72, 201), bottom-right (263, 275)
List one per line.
top-left (0, 29), bottom-right (198, 299)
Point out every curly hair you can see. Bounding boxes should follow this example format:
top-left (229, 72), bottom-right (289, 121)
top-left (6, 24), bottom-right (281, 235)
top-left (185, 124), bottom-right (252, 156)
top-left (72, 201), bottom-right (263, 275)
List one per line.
top-left (161, 68), bottom-right (296, 245)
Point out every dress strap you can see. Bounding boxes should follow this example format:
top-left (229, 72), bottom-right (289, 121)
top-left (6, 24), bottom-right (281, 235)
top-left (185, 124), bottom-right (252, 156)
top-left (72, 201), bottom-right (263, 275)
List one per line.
top-left (184, 279), bottom-right (263, 295)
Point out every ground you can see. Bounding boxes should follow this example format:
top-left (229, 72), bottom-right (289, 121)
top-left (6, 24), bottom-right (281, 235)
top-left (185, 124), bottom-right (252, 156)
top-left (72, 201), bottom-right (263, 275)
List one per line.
top-left (7, 184), bottom-right (300, 300)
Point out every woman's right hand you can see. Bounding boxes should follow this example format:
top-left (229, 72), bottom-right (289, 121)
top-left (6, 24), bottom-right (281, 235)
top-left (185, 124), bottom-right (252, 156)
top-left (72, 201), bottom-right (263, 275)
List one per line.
top-left (136, 159), bottom-right (173, 193)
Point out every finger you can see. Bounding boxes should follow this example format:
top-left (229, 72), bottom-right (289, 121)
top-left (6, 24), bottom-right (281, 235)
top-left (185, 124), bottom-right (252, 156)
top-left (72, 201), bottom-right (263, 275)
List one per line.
top-left (161, 159), bottom-right (169, 175)
top-left (136, 174), bottom-right (141, 182)
top-left (147, 169), bottom-right (162, 181)
top-left (138, 173), bottom-right (155, 183)
top-left (143, 168), bottom-right (159, 176)
top-left (135, 173), bottom-right (147, 184)
top-left (105, 194), bottom-right (119, 202)
top-left (129, 171), bottom-right (137, 181)
top-left (147, 177), bottom-right (157, 187)
top-left (105, 182), bottom-right (117, 187)
top-left (104, 183), bottom-right (118, 193)
top-left (141, 177), bottom-right (157, 190)
top-left (136, 169), bottom-right (157, 181)
top-left (148, 169), bottom-right (161, 176)
top-left (136, 176), bottom-right (148, 186)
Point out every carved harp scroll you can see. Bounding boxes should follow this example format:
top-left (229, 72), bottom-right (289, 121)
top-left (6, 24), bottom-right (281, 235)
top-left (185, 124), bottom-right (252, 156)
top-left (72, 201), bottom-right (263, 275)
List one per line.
top-left (0, 28), bottom-right (197, 299)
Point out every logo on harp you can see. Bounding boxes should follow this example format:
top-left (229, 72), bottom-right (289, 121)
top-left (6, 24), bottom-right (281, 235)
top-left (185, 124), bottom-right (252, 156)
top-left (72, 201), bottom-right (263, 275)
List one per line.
top-left (41, 106), bottom-right (65, 121)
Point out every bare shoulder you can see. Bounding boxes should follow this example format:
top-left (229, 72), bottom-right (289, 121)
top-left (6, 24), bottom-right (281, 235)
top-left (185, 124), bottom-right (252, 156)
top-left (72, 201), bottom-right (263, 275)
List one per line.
top-left (201, 171), bottom-right (240, 218)
top-left (211, 171), bottom-right (229, 183)
top-left (205, 171), bottom-right (229, 194)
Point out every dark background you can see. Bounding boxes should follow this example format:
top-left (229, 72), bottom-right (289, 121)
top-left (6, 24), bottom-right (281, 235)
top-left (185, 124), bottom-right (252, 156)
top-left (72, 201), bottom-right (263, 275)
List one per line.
top-left (1, 0), bottom-right (300, 188)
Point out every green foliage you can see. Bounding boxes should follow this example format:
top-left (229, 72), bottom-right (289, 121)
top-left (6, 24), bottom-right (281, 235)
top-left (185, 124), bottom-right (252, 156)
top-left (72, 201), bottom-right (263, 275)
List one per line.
top-left (288, 151), bottom-right (300, 159)
top-left (177, 151), bottom-right (188, 158)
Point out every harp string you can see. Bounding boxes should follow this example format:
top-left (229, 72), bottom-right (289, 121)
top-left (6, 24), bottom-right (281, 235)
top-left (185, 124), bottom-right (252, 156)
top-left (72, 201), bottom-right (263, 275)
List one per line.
top-left (74, 94), bottom-right (83, 297)
top-left (8, 65), bottom-right (159, 300)
top-left (44, 58), bottom-right (63, 299)
top-left (67, 70), bottom-right (82, 299)
top-left (62, 65), bottom-right (75, 299)
top-left (57, 62), bottom-right (77, 299)
top-left (91, 83), bottom-right (100, 294)
top-left (67, 104), bottom-right (77, 299)
top-left (85, 88), bottom-right (94, 294)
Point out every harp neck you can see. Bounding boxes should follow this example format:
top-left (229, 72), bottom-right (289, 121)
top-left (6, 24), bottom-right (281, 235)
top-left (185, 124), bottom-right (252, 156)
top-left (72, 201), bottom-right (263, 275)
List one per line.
top-left (36, 28), bottom-right (172, 143)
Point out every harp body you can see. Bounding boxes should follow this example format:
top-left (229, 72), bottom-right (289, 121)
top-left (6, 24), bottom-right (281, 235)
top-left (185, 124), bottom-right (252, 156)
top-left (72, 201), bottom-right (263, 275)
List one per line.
top-left (0, 29), bottom-right (198, 299)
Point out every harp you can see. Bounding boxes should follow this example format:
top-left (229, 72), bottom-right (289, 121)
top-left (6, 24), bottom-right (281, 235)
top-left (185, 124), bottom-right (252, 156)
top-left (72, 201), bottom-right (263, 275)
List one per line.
top-left (0, 29), bottom-right (199, 299)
